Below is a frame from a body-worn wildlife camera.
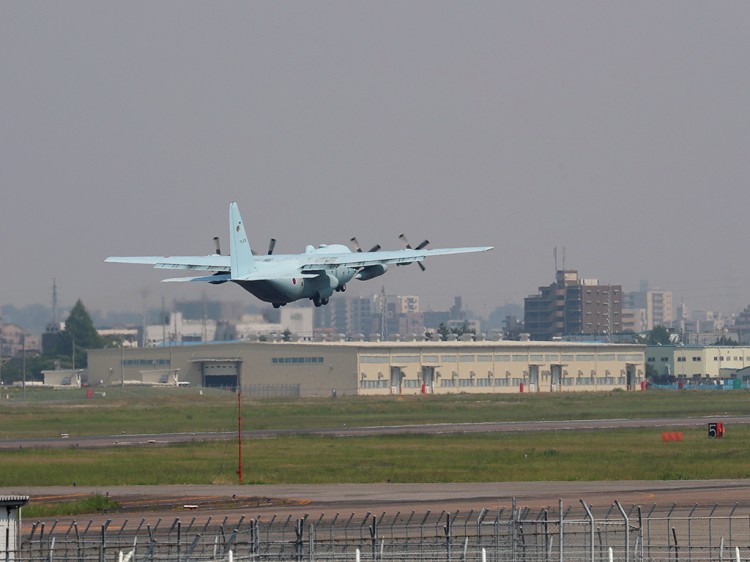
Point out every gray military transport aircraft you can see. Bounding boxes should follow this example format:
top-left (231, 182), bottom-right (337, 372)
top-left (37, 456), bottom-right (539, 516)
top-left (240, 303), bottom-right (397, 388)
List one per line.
top-left (106, 202), bottom-right (493, 308)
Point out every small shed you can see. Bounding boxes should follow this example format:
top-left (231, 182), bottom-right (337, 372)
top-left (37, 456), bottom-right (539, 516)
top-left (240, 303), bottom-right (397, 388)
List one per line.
top-left (0, 496), bottom-right (29, 560)
top-left (42, 369), bottom-right (82, 388)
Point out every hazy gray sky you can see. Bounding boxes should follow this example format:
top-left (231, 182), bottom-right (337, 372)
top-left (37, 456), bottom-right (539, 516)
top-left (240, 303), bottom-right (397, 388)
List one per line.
top-left (2, 2), bottom-right (749, 317)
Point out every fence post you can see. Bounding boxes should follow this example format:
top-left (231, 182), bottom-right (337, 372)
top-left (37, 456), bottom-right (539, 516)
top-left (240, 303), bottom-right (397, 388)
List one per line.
top-left (708, 504), bottom-right (718, 553)
top-left (729, 502), bottom-right (739, 552)
top-left (100, 521), bottom-right (111, 562)
top-left (295, 518), bottom-right (304, 562)
top-left (444, 513), bottom-right (453, 562)
top-left (309, 523), bottom-right (315, 562)
top-left (615, 500), bottom-right (630, 562)
top-left (638, 506), bottom-right (644, 561)
top-left (687, 503), bottom-right (697, 561)
top-left (510, 500), bottom-right (517, 562)
top-left (580, 499), bottom-right (595, 562)
top-left (183, 535), bottom-right (200, 562)
top-left (369, 516), bottom-right (378, 561)
top-left (477, 508), bottom-right (487, 554)
top-left (558, 499), bottom-right (564, 562)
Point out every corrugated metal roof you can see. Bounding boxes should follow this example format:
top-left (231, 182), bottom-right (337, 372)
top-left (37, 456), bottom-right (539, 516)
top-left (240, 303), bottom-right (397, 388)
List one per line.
top-left (0, 496), bottom-right (29, 507)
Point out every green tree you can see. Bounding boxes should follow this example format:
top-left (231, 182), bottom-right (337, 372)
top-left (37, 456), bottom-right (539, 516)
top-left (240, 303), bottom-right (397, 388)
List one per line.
top-left (436, 322), bottom-right (475, 341)
top-left (437, 323), bottom-right (451, 341)
top-left (646, 325), bottom-right (672, 346)
top-left (63, 299), bottom-right (103, 368)
top-left (715, 335), bottom-right (739, 346)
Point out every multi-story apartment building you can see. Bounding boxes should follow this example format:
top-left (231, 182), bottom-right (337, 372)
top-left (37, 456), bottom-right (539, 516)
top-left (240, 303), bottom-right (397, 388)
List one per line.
top-left (623, 283), bottom-right (673, 330)
top-left (524, 270), bottom-right (622, 341)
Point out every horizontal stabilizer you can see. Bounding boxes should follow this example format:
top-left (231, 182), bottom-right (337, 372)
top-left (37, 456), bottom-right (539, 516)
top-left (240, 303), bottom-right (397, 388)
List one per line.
top-left (105, 255), bottom-right (230, 271)
top-left (162, 274), bottom-right (232, 283)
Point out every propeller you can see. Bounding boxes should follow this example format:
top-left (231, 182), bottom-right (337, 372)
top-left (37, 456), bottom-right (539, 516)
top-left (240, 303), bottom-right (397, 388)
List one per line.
top-left (213, 236), bottom-right (221, 255)
top-left (398, 234), bottom-right (429, 270)
top-left (252, 238), bottom-right (277, 256)
top-left (350, 237), bottom-right (381, 253)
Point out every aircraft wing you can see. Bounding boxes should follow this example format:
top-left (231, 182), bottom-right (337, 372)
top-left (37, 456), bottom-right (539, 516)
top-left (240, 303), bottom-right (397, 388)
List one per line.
top-left (107, 246), bottom-right (493, 279)
top-left (299, 246), bottom-right (493, 271)
top-left (105, 255), bottom-right (230, 272)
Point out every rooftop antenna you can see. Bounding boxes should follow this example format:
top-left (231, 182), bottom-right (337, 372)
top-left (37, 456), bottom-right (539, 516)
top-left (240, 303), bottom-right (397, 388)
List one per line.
top-left (51, 278), bottom-right (58, 328)
top-left (553, 247), bottom-right (558, 273)
top-left (380, 286), bottom-right (387, 341)
top-left (161, 296), bottom-right (167, 345)
top-left (562, 246), bottom-right (566, 271)
top-left (140, 287), bottom-right (150, 348)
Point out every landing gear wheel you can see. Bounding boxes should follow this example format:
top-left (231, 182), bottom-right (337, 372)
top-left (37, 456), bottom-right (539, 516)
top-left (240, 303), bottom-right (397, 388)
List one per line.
top-left (313, 296), bottom-right (322, 307)
top-left (321, 297), bottom-right (329, 305)
top-left (272, 303), bottom-right (281, 309)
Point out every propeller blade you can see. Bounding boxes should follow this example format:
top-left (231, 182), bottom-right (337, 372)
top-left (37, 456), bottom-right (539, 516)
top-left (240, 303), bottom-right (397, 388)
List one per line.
top-left (399, 234), bottom-right (428, 271)
top-left (351, 237), bottom-right (381, 253)
top-left (267, 238), bottom-right (277, 255)
top-left (213, 236), bottom-right (221, 255)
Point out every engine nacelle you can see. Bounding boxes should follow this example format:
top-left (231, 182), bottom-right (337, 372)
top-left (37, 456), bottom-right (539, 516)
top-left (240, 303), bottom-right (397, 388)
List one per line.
top-left (356, 264), bottom-right (388, 281)
top-left (317, 273), bottom-right (338, 299)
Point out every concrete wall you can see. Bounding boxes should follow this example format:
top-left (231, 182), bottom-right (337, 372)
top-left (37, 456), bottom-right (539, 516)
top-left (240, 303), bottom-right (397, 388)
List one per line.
top-left (356, 341), bottom-right (644, 395)
top-left (646, 345), bottom-right (750, 379)
top-left (90, 341), bottom-right (645, 397)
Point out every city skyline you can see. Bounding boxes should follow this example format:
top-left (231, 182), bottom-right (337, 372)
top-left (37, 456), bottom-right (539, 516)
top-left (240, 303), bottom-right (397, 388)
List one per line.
top-left (3, 3), bottom-right (750, 315)
top-left (0, 273), bottom-right (739, 333)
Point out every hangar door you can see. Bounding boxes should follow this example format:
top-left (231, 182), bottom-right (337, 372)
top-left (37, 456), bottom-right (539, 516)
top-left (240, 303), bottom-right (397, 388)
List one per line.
top-left (195, 359), bottom-right (242, 390)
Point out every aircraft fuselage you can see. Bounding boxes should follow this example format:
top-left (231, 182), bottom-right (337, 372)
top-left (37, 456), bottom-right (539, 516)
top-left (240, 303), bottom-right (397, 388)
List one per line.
top-left (234, 264), bottom-right (357, 306)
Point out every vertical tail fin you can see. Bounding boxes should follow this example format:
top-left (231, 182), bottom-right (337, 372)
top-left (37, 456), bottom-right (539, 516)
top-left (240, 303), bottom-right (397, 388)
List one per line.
top-left (229, 202), bottom-right (255, 278)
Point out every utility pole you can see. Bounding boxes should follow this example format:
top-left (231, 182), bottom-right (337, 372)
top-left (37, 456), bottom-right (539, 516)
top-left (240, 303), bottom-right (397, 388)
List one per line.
top-left (237, 389), bottom-right (243, 484)
top-left (22, 334), bottom-right (26, 401)
top-left (379, 286), bottom-right (386, 341)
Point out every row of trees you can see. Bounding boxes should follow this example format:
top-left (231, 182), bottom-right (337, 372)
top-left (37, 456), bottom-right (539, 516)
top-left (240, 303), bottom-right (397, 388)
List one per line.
top-left (1, 299), bottom-right (106, 384)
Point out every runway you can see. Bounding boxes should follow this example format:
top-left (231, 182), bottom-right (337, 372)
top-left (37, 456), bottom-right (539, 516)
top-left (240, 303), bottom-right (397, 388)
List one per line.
top-left (1, 414), bottom-right (747, 449)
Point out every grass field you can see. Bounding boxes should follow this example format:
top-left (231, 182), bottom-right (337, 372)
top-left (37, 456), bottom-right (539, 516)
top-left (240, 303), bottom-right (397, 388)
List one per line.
top-left (0, 388), bottom-right (748, 487)
top-left (1, 426), bottom-right (748, 486)
top-left (1, 386), bottom-right (749, 438)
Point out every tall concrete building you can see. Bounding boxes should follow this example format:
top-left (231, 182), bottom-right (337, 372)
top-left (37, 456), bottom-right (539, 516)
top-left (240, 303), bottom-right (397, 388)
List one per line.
top-left (623, 282), bottom-right (673, 330)
top-left (524, 270), bottom-right (622, 341)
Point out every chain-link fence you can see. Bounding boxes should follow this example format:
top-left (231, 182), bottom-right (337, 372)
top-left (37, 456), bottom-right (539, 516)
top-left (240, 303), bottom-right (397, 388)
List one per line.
top-left (11, 500), bottom-right (750, 561)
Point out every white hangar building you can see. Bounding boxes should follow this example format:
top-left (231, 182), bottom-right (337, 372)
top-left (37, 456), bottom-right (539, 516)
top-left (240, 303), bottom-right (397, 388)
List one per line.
top-left (89, 341), bottom-right (645, 396)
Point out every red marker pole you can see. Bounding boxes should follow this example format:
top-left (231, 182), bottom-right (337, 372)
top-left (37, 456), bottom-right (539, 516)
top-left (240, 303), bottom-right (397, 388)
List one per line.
top-left (237, 389), bottom-right (243, 484)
